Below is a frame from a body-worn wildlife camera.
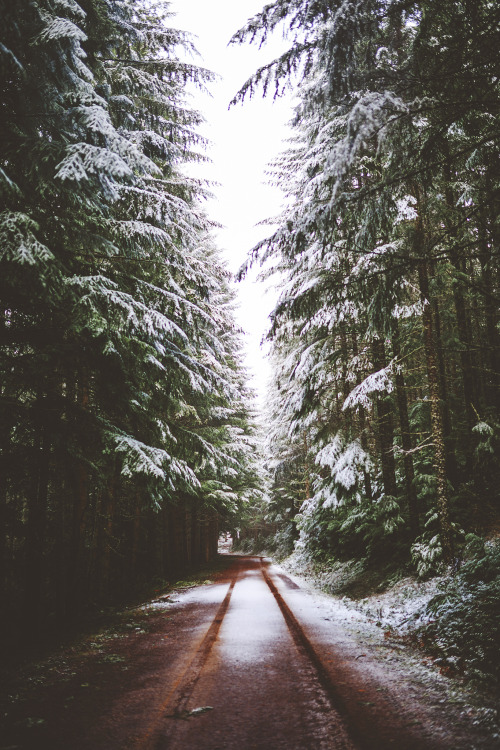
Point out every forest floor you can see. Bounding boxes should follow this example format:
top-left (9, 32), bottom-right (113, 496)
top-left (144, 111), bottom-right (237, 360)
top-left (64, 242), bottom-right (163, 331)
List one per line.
top-left (0, 554), bottom-right (499, 749)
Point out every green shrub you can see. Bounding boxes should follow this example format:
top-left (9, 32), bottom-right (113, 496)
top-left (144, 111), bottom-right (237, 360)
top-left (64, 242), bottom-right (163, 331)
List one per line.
top-left (415, 539), bottom-right (500, 686)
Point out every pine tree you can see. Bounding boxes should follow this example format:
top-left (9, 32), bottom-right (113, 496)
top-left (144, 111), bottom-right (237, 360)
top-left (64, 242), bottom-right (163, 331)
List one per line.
top-left (0, 0), bottom-right (259, 643)
top-left (232, 0), bottom-right (500, 569)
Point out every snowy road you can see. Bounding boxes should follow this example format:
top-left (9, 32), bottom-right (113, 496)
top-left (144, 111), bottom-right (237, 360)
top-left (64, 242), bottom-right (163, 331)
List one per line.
top-left (3, 555), bottom-right (497, 750)
top-left (151, 557), bottom-right (354, 749)
top-left (135, 556), bottom-right (450, 750)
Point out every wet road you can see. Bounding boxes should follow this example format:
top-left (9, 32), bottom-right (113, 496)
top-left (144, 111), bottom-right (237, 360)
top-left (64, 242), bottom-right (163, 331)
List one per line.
top-left (149, 557), bottom-right (354, 750)
top-left (128, 556), bottom-right (442, 750)
top-left (6, 555), bottom-right (479, 750)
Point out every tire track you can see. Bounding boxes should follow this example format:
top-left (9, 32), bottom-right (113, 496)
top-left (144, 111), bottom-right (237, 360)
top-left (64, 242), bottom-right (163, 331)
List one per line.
top-left (136, 566), bottom-right (240, 749)
top-left (144, 556), bottom-right (424, 750)
top-left (259, 559), bottom-right (361, 748)
top-left (260, 559), bottom-right (434, 750)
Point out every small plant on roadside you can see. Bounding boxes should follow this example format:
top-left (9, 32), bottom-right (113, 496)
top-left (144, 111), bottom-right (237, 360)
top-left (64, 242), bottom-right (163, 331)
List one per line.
top-left (411, 511), bottom-right (465, 578)
top-left (413, 538), bottom-right (500, 686)
top-left (100, 654), bottom-right (126, 664)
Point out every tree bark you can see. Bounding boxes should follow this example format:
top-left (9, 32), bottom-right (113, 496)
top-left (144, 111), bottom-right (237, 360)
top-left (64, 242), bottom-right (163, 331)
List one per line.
top-left (66, 371), bottom-right (90, 622)
top-left (351, 329), bottom-right (373, 500)
top-left (479, 205), bottom-right (500, 412)
top-left (130, 491), bottom-right (142, 581)
top-left (443, 147), bottom-right (477, 464)
top-left (372, 338), bottom-right (397, 499)
top-left (99, 468), bottom-right (118, 601)
top-left (428, 266), bottom-right (459, 487)
top-left (24, 396), bottom-right (51, 639)
top-left (391, 323), bottom-right (419, 537)
top-left (303, 432), bottom-right (311, 502)
top-left (418, 256), bottom-right (455, 561)
top-left (0, 431), bottom-right (9, 617)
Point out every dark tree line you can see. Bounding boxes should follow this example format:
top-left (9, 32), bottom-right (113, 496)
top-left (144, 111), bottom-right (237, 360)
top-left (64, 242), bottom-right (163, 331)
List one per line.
top-left (233, 0), bottom-right (500, 571)
top-left (0, 0), bottom-right (259, 649)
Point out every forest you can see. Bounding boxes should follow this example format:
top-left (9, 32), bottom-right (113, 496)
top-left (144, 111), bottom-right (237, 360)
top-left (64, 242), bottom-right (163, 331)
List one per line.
top-left (0, 0), bottom-right (260, 650)
top-left (231, 0), bottom-right (500, 685)
top-left (1, 0), bottom-right (500, 688)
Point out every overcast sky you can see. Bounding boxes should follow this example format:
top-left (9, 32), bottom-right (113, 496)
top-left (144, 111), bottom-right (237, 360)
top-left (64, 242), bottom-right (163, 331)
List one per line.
top-left (170, 0), bottom-right (293, 405)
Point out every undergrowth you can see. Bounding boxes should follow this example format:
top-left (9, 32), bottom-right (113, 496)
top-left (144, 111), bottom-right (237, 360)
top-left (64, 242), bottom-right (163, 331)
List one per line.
top-left (280, 536), bottom-right (500, 689)
top-left (233, 527), bottom-right (296, 561)
top-left (412, 538), bottom-right (500, 688)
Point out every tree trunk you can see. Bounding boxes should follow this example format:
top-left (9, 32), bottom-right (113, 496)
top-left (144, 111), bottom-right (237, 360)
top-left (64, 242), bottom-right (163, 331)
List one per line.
top-left (171, 505), bottom-right (183, 574)
top-left (443, 148), bottom-right (477, 465)
top-left (428, 267), bottom-right (459, 487)
top-left (391, 323), bottom-right (419, 537)
top-left (130, 492), bottom-right (142, 581)
top-left (66, 371), bottom-right (90, 622)
top-left (418, 258), bottom-right (455, 561)
top-left (209, 510), bottom-right (219, 559)
top-left (351, 329), bottom-right (373, 500)
top-left (185, 504), bottom-right (192, 565)
top-left (0, 432), bottom-right (9, 619)
top-left (99, 468), bottom-right (118, 601)
top-left (303, 432), bottom-right (311, 502)
top-left (24, 397), bottom-right (51, 640)
top-left (372, 338), bottom-right (397, 499)
top-left (202, 511), bottom-right (211, 563)
top-left (192, 505), bottom-right (200, 566)
top-left (51, 438), bottom-right (69, 627)
top-left (339, 324), bottom-right (350, 404)
top-left (479, 206), bottom-right (500, 412)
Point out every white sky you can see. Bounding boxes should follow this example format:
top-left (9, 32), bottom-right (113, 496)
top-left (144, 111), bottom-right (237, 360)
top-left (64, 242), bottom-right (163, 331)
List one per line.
top-left (170, 0), bottom-right (293, 406)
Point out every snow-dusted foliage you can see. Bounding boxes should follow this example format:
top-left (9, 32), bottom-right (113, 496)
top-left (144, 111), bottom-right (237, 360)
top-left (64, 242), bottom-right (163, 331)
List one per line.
top-left (417, 540), bottom-right (500, 686)
top-left (1, 0), bottom-right (260, 623)
top-left (233, 0), bottom-right (500, 571)
top-left (0, 212), bottom-right (55, 267)
top-left (2, 0), bottom-right (256, 499)
top-left (315, 438), bottom-right (374, 505)
top-left (342, 365), bottom-right (394, 412)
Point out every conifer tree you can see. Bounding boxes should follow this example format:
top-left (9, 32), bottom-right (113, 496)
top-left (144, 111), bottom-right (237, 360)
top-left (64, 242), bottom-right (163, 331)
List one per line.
top-left (1, 0), bottom-right (259, 641)
top-left (233, 0), bottom-right (500, 569)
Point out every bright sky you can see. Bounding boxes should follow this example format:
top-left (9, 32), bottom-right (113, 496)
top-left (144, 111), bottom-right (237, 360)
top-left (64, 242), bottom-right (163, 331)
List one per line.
top-left (170, 0), bottom-right (293, 406)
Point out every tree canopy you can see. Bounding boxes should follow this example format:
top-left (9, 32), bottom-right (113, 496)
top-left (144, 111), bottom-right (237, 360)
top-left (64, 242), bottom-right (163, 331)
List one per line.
top-left (0, 0), bottom-right (260, 644)
top-left (232, 0), bottom-right (500, 572)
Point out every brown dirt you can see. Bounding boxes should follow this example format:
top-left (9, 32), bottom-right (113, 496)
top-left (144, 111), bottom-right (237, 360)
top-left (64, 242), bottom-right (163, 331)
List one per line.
top-left (0, 555), bottom-right (498, 749)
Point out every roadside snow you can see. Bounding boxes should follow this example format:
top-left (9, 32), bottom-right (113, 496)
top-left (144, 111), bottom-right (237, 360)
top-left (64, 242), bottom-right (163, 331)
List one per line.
top-left (276, 555), bottom-right (500, 747)
top-left (344, 575), bottom-right (443, 633)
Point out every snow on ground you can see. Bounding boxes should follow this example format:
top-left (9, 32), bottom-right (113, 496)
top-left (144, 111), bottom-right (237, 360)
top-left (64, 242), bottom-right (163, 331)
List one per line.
top-left (279, 551), bottom-right (442, 632)
top-left (341, 575), bottom-right (444, 632)
top-left (276, 554), bottom-right (500, 746)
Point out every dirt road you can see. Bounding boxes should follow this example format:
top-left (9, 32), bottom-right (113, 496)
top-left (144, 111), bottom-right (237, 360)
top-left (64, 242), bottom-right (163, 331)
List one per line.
top-left (1, 555), bottom-right (497, 749)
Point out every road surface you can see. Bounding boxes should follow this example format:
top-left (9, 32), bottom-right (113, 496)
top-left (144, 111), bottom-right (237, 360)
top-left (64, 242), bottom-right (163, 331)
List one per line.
top-left (2, 555), bottom-right (495, 749)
